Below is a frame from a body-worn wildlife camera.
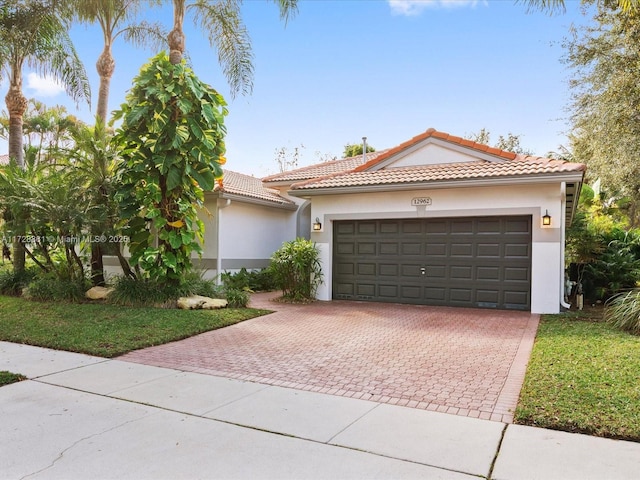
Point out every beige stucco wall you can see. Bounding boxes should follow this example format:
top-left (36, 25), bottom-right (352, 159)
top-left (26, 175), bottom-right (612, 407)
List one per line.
top-left (306, 182), bottom-right (565, 314)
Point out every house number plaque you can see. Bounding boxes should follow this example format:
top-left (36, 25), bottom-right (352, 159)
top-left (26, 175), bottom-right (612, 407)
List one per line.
top-left (411, 197), bottom-right (432, 206)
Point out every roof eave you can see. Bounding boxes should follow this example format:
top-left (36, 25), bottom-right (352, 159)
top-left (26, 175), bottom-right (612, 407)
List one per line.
top-left (205, 190), bottom-right (298, 211)
top-left (289, 172), bottom-right (585, 197)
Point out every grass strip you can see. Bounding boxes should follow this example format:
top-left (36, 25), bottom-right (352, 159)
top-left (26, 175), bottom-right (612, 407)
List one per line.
top-left (0, 371), bottom-right (27, 387)
top-left (515, 309), bottom-right (640, 442)
top-left (0, 295), bottom-right (271, 358)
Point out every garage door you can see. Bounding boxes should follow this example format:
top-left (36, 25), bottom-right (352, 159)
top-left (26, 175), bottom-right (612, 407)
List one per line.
top-left (333, 216), bottom-right (531, 310)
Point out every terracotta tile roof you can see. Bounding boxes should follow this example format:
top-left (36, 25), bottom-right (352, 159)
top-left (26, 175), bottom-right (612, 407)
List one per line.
top-left (262, 150), bottom-right (388, 183)
top-left (354, 128), bottom-right (518, 172)
top-left (215, 170), bottom-right (295, 207)
top-left (291, 158), bottom-right (586, 191)
top-left (0, 154), bottom-right (9, 165)
top-left (289, 128), bottom-right (586, 191)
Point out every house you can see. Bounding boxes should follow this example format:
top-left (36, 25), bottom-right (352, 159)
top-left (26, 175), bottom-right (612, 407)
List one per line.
top-left (264, 128), bottom-right (585, 314)
top-left (107, 127), bottom-right (585, 314)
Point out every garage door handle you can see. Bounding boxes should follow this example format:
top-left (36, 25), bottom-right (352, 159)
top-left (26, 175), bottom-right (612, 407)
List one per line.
top-left (420, 267), bottom-right (426, 275)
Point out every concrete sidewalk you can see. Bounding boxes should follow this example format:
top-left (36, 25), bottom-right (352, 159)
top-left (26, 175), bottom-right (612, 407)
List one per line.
top-left (2, 342), bottom-right (639, 480)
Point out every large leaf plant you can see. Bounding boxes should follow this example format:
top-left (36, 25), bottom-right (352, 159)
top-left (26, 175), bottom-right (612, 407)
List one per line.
top-left (113, 52), bottom-right (227, 284)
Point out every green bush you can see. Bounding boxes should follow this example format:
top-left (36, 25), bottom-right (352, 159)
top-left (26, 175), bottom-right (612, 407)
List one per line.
top-left (221, 267), bottom-right (276, 292)
top-left (108, 276), bottom-right (181, 307)
top-left (26, 274), bottom-right (89, 303)
top-left (0, 268), bottom-right (36, 296)
top-left (269, 238), bottom-right (322, 301)
top-left (224, 287), bottom-right (250, 308)
top-left (605, 289), bottom-right (640, 335)
top-left (180, 271), bottom-right (225, 298)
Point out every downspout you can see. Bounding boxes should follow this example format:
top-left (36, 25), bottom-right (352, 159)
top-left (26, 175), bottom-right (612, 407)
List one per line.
top-left (560, 182), bottom-right (572, 310)
top-left (215, 198), bottom-right (231, 285)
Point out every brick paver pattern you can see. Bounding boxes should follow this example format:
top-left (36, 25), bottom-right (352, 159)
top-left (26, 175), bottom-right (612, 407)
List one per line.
top-left (120, 292), bottom-right (540, 423)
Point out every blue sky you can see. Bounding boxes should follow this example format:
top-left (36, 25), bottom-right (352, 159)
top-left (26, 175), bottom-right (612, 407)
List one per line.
top-left (0, 0), bottom-right (593, 176)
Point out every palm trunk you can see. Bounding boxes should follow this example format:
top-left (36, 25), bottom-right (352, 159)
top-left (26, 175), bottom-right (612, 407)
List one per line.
top-left (6, 83), bottom-right (28, 274)
top-left (168, 0), bottom-right (186, 64)
top-left (96, 44), bottom-right (115, 124)
top-left (90, 45), bottom-right (116, 286)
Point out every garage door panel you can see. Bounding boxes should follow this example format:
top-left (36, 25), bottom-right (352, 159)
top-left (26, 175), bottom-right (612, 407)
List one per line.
top-left (380, 242), bottom-right (399, 255)
top-left (402, 221), bottom-right (423, 234)
top-left (358, 222), bottom-right (377, 234)
top-left (402, 265), bottom-right (422, 276)
top-left (357, 284), bottom-right (375, 297)
top-left (358, 263), bottom-right (376, 276)
top-left (378, 284), bottom-right (398, 298)
top-left (477, 219), bottom-right (501, 234)
top-left (402, 243), bottom-right (422, 255)
top-left (333, 216), bottom-right (531, 310)
top-left (336, 262), bottom-right (355, 275)
top-left (425, 221), bottom-right (447, 234)
top-left (336, 242), bottom-right (355, 255)
top-left (477, 243), bottom-right (500, 257)
top-left (380, 222), bottom-right (399, 234)
top-left (451, 289), bottom-right (472, 302)
top-left (424, 287), bottom-right (446, 301)
top-left (477, 266), bottom-right (500, 280)
top-left (506, 218), bottom-right (531, 234)
top-left (505, 244), bottom-right (530, 258)
top-left (451, 265), bottom-right (473, 279)
top-left (505, 266), bottom-right (529, 281)
top-left (379, 264), bottom-right (399, 276)
top-left (425, 243), bottom-right (447, 256)
top-left (451, 243), bottom-right (473, 256)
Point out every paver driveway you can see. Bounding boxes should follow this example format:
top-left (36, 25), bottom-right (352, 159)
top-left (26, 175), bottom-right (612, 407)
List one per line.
top-left (120, 292), bottom-right (540, 423)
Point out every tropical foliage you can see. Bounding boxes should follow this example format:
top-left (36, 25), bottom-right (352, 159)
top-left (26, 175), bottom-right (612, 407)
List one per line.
top-left (113, 52), bottom-right (227, 284)
top-left (269, 238), bottom-right (322, 301)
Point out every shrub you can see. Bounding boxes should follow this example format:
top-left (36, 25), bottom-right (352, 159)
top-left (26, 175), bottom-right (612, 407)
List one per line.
top-left (269, 238), bottom-right (322, 301)
top-left (180, 271), bottom-right (225, 298)
top-left (605, 289), bottom-right (640, 335)
top-left (224, 287), bottom-right (250, 308)
top-left (221, 267), bottom-right (276, 292)
top-left (108, 276), bottom-right (180, 307)
top-left (0, 268), bottom-right (37, 296)
top-left (26, 274), bottom-right (89, 302)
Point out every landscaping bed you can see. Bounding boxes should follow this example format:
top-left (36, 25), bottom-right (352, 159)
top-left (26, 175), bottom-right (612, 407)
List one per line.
top-left (515, 307), bottom-right (640, 442)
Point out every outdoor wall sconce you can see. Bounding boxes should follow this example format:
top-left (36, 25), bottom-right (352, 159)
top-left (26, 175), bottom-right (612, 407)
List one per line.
top-left (312, 217), bottom-right (322, 231)
top-left (542, 210), bottom-right (552, 226)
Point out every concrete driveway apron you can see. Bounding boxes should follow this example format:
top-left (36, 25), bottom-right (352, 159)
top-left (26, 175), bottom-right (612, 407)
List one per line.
top-left (120, 292), bottom-right (539, 423)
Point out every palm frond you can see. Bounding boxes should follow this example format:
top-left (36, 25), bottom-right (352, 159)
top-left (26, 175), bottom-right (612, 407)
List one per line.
top-left (189, 0), bottom-right (254, 98)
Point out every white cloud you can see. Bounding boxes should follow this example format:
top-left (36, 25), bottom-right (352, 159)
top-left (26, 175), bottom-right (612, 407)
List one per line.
top-left (25, 73), bottom-right (65, 97)
top-left (388, 0), bottom-right (485, 16)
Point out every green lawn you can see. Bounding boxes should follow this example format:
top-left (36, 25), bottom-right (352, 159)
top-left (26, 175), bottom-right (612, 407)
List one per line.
top-left (515, 309), bottom-right (640, 442)
top-left (0, 295), bottom-right (271, 358)
top-left (0, 371), bottom-right (26, 387)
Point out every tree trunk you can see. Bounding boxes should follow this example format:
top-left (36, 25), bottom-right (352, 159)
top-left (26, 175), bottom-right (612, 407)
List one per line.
top-left (168, 0), bottom-right (186, 64)
top-left (91, 45), bottom-right (116, 286)
top-left (5, 83), bottom-right (28, 274)
top-left (96, 44), bottom-right (115, 124)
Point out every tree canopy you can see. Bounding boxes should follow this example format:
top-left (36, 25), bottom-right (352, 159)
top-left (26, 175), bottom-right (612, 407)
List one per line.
top-left (565, 4), bottom-right (640, 224)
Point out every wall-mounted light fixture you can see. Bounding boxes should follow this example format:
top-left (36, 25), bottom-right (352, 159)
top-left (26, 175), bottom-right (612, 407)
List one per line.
top-left (312, 217), bottom-right (322, 231)
top-left (542, 210), bottom-right (552, 226)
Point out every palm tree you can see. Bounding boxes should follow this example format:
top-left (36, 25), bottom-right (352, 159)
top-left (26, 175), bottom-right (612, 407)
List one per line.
top-left (0, 0), bottom-right (90, 273)
top-left (71, 0), bottom-right (165, 284)
top-left (167, 0), bottom-right (298, 97)
top-left (72, 0), bottom-right (165, 123)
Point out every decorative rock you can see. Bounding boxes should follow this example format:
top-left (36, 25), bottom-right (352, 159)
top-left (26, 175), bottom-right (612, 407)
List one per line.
top-left (85, 286), bottom-right (113, 300)
top-left (177, 295), bottom-right (228, 310)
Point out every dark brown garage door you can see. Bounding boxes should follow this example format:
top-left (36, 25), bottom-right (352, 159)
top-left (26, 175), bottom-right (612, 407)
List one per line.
top-left (333, 216), bottom-right (531, 310)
